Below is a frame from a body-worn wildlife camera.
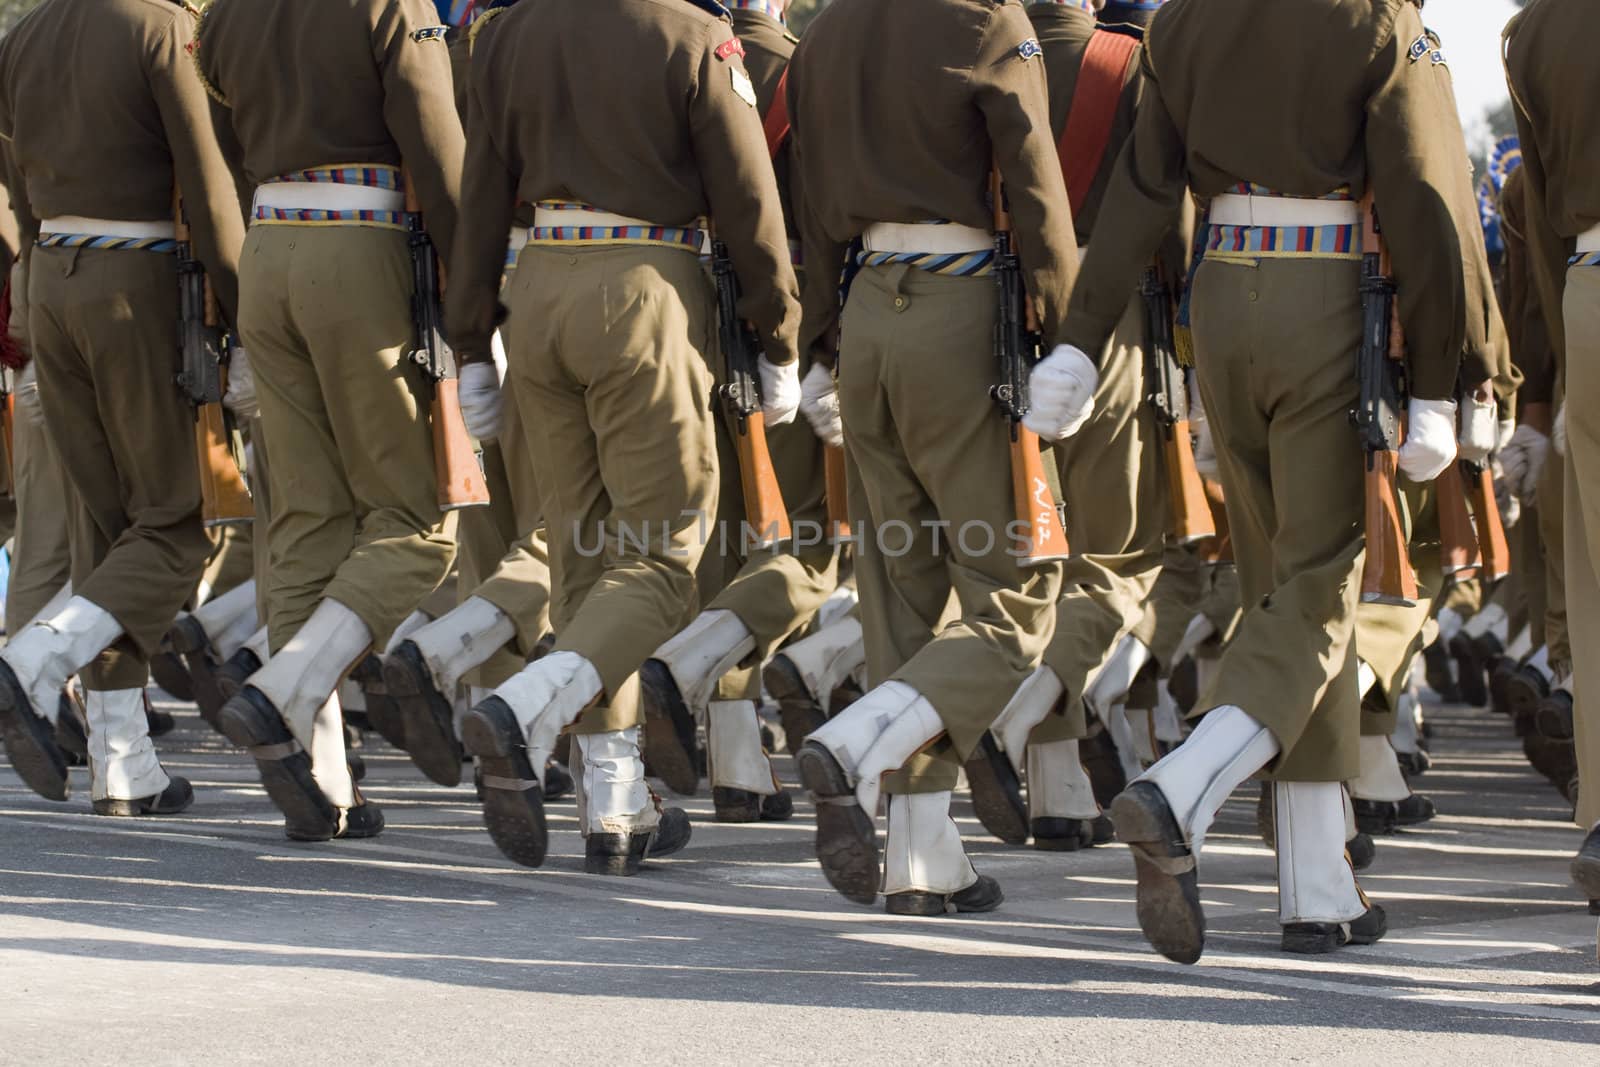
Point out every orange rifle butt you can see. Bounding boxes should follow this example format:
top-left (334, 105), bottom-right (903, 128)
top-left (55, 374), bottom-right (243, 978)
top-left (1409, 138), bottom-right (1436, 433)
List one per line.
top-left (823, 442), bottom-right (849, 543)
top-left (1467, 462), bottom-right (1510, 582)
top-left (1164, 419), bottom-right (1215, 545)
top-left (1434, 459), bottom-right (1481, 578)
top-left (738, 411), bottom-right (791, 549)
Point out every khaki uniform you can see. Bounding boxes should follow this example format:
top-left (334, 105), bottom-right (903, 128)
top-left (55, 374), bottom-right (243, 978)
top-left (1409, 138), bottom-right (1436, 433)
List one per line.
top-left (1505, 0), bottom-right (1600, 828)
top-left (0, 0), bottom-right (243, 690)
top-left (196, 0), bottom-right (461, 651)
top-left (700, 5), bottom-right (837, 707)
top-left (3, 366), bottom-right (71, 633)
top-left (1067, 0), bottom-right (1484, 781)
top-left (790, 0), bottom-right (1075, 774)
top-left (1026, 2), bottom-right (1169, 749)
top-left (447, 0), bottom-right (800, 732)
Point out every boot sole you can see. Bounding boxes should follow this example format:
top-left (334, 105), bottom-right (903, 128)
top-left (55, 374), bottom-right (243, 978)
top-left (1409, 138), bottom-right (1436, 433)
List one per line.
top-left (795, 742), bottom-right (879, 905)
top-left (381, 643), bottom-right (464, 787)
top-left (459, 704), bottom-right (549, 868)
top-left (637, 659), bottom-right (701, 797)
top-left (217, 690), bottom-right (338, 841)
top-left (0, 659), bottom-right (69, 801)
top-left (963, 733), bottom-right (1029, 845)
top-left (1111, 784), bottom-right (1205, 965)
top-left (885, 876), bottom-right (1004, 917)
top-left (763, 656), bottom-right (828, 754)
top-left (1281, 925), bottom-right (1346, 954)
top-left (585, 833), bottom-right (649, 876)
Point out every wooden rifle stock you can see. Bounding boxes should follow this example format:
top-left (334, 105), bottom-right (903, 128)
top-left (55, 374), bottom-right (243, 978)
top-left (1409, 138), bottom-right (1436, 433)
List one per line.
top-left (1434, 459), bottom-right (1480, 577)
top-left (1356, 191), bottom-right (1418, 606)
top-left (990, 165), bottom-right (1070, 565)
top-left (403, 170), bottom-right (490, 511)
top-left (824, 442), bottom-right (849, 543)
top-left (1197, 476), bottom-right (1233, 564)
top-left (1165, 417), bottom-right (1213, 545)
top-left (1465, 461), bottom-right (1510, 582)
top-left (175, 189), bottom-right (254, 526)
top-left (737, 410), bottom-right (791, 547)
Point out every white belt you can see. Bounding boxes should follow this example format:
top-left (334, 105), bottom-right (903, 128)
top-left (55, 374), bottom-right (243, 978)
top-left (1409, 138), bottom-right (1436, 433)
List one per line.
top-left (39, 216), bottom-right (174, 240)
top-left (1209, 194), bottom-right (1358, 228)
top-left (507, 225), bottom-right (531, 254)
top-left (1576, 222), bottom-right (1600, 255)
top-left (862, 221), bottom-right (992, 255)
top-left (532, 206), bottom-right (673, 230)
top-left (251, 182), bottom-right (404, 214)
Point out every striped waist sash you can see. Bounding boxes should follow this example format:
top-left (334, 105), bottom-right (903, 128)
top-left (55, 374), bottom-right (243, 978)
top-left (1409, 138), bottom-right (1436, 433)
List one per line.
top-left (857, 220), bottom-right (995, 277)
top-left (1571, 222), bottom-right (1600, 265)
top-left (1204, 183), bottom-right (1359, 262)
top-left (37, 215), bottom-right (177, 253)
top-left (527, 201), bottom-right (704, 252)
top-left (251, 164), bottom-right (405, 229)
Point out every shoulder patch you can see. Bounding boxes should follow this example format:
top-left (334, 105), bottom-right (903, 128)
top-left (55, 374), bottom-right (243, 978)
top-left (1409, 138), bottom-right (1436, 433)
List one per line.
top-left (730, 64), bottom-right (757, 107)
top-left (715, 37), bottom-right (745, 61)
top-left (1017, 38), bottom-right (1042, 61)
top-left (412, 26), bottom-right (449, 43)
top-left (1407, 34), bottom-right (1429, 63)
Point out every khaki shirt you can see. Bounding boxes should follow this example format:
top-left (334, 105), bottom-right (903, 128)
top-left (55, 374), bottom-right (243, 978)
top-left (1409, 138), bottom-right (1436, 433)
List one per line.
top-left (1067, 0), bottom-right (1483, 402)
top-left (0, 0), bottom-right (244, 322)
top-left (446, 0), bottom-right (799, 366)
top-left (788, 0), bottom-right (1079, 362)
top-left (1504, 0), bottom-right (1600, 369)
top-left (195, 0), bottom-right (464, 266)
top-left (731, 7), bottom-right (797, 239)
top-left (1500, 166), bottom-right (1556, 409)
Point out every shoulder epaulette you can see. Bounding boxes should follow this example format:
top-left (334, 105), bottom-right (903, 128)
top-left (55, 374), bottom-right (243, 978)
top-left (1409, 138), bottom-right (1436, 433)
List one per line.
top-left (467, 5), bottom-right (509, 54)
top-left (186, 3), bottom-right (229, 107)
top-left (683, 0), bottom-right (732, 20)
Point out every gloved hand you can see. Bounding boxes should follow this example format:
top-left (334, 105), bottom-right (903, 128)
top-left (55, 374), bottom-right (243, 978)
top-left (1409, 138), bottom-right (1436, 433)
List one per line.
top-left (458, 359), bottom-right (503, 441)
top-left (1023, 343), bottom-right (1097, 441)
top-left (1491, 455), bottom-right (1522, 530)
top-left (1496, 416), bottom-right (1517, 454)
top-left (758, 355), bottom-right (800, 426)
top-left (1397, 397), bottom-right (1457, 482)
top-left (1456, 390), bottom-right (1498, 464)
top-left (1498, 422), bottom-right (1549, 503)
top-left (1553, 403), bottom-right (1566, 457)
top-left (1188, 374), bottom-right (1219, 480)
top-left (223, 347), bottom-right (260, 420)
top-left (799, 362), bottom-right (843, 446)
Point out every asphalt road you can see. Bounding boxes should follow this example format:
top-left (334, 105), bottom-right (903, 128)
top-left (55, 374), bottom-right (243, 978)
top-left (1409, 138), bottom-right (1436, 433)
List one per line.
top-left (1, 696), bottom-right (1595, 1064)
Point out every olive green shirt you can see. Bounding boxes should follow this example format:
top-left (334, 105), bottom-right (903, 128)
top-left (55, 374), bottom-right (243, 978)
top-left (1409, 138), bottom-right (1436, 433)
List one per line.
top-left (0, 0), bottom-right (244, 323)
top-left (788, 0), bottom-right (1079, 363)
top-left (1066, 0), bottom-right (1481, 402)
top-left (195, 0), bottom-right (464, 267)
top-left (446, 0), bottom-right (799, 366)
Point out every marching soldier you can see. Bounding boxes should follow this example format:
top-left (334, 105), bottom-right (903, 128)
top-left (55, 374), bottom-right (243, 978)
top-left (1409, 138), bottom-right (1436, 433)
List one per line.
top-left (0, 0), bottom-right (244, 816)
top-left (1504, 0), bottom-right (1600, 903)
top-left (446, 0), bottom-right (800, 875)
top-left (640, 0), bottom-right (840, 824)
top-left (195, 0), bottom-right (464, 840)
top-left (789, 0), bottom-right (1084, 913)
top-left (1071, 0), bottom-right (1486, 960)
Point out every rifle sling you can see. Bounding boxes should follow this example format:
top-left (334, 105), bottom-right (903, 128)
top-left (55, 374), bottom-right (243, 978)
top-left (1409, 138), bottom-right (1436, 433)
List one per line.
top-left (1058, 30), bottom-right (1140, 222)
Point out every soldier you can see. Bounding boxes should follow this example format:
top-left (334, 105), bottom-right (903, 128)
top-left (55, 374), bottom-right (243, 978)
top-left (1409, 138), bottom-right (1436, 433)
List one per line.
top-left (788, 0), bottom-right (1084, 913)
top-left (0, 0), bottom-right (245, 816)
top-left (639, 0), bottom-right (840, 824)
top-left (195, 0), bottom-right (464, 841)
top-left (1067, 0), bottom-right (1486, 960)
top-left (1503, 0), bottom-right (1600, 903)
top-left (446, 0), bottom-right (800, 875)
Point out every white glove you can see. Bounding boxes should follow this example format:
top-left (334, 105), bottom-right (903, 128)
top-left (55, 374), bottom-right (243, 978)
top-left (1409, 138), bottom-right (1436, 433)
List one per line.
top-left (1188, 374), bottom-right (1219, 480)
top-left (1498, 422), bottom-right (1549, 503)
top-left (798, 362), bottom-right (843, 447)
top-left (223, 347), bottom-right (259, 420)
top-left (758, 355), bottom-right (800, 426)
top-left (1397, 397), bottom-right (1457, 482)
top-left (1023, 343), bottom-right (1098, 441)
top-left (1456, 391), bottom-right (1498, 464)
top-left (1495, 416), bottom-right (1517, 454)
top-left (457, 360), bottom-right (503, 441)
top-left (1553, 404), bottom-right (1566, 457)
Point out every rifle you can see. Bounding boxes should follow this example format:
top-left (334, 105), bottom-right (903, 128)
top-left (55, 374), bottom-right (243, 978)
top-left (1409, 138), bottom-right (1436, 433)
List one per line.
top-left (824, 442), bottom-right (849, 542)
top-left (1352, 192), bottom-right (1417, 606)
top-left (1434, 457), bottom-right (1480, 577)
top-left (1462, 457), bottom-right (1511, 582)
top-left (990, 165), bottom-right (1070, 565)
top-left (403, 170), bottom-right (490, 511)
top-left (1139, 264), bottom-right (1215, 545)
top-left (174, 191), bottom-right (253, 527)
top-left (710, 226), bottom-right (790, 549)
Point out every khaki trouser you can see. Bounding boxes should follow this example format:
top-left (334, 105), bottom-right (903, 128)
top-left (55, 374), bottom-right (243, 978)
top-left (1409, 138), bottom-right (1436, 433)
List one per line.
top-left (1355, 482), bottom-right (1442, 736)
top-left (1518, 501), bottom-right (1547, 649)
top-left (238, 225), bottom-right (455, 653)
top-left (1131, 547), bottom-right (1241, 671)
top-left (507, 244), bottom-right (717, 734)
top-left (840, 264), bottom-right (1062, 792)
top-left (1031, 293), bottom-right (1168, 745)
top-left (1537, 410), bottom-right (1570, 673)
top-left (1190, 255), bottom-right (1364, 782)
top-left (30, 245), bottom-right (211, 689)
top-left (456, 379), bottom-right (553, 688)
top-left (245, 414), bottom-right (272, 622)
top-left (5, 366), bottom-right (72, 632)
top-left (201, 521), bottom-right (255, 604)
top-left (1560, 264), bottom-right (1600, 828)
